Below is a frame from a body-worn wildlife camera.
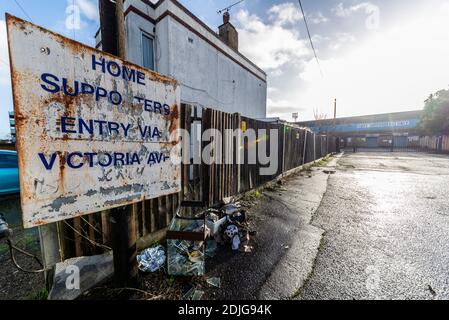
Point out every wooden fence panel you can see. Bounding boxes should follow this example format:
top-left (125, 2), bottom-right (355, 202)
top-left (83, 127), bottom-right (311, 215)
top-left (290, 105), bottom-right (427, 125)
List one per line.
top-left (58, 104), bottom-right (337, 260)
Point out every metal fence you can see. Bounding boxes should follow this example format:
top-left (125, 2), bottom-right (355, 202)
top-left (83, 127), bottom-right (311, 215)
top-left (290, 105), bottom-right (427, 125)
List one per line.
top-left (343, 135), bottom-right (449, 154)
top-left (53, 104), bottom-right (339, 260)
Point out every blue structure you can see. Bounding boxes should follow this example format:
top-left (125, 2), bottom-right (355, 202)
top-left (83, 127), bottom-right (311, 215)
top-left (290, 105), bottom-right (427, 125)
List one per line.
top-left (296, 110), bottom-right (423, 149)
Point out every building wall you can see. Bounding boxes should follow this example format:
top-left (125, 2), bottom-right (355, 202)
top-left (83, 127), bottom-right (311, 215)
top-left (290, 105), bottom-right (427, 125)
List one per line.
top-left (297, 110), bottom-right (423, 136)
top-left (166, 16), bottom-right (267, 118)
top-left (125, 9), bottom-right (157, 72)
top-left (123, 0), bottom-right (267, 119)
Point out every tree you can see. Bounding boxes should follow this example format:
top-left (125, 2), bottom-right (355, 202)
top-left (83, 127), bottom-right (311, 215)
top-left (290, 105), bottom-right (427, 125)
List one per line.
top-left (313, 108), bottom-right (327, 121)
top-left (419, 89), bottom-right (449, 135)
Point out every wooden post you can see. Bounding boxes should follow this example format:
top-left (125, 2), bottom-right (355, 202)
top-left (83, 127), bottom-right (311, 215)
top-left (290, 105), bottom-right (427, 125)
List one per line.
top-left (282, 123), bottom-right (286, 174)
top-left (115, 0), bottom-right (127, 59)
top-left (99, 0), bottom-right (137, 287)
top-left (39, 223), bottom-right (63, 290)
top-left (99, 0), bottom-right (117, 55)
top-left (202, 108), bottom-right (211, 206)
top-left (302, 130), bottom-right (308, 165)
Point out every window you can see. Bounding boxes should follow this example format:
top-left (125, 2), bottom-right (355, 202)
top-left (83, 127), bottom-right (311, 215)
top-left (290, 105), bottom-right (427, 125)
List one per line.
top-left (142, 33), bottom-right (155, 71)
top-left (0, 154), bottom-right (18, 169)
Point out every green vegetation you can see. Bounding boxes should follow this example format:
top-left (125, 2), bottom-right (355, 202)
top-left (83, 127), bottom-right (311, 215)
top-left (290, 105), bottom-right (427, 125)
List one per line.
top-left (0, 243), bottom-right (8, 255)
top-left (166, 276), bottom-right (176, 287)
top-left (244, 188), bottom-right (263, 200)
top-left (27, 288), bottom-right (48, 300)
top-left (419, 89), bottom-right (449, 135)
top-left (312, 154), bottom-right (333, 168)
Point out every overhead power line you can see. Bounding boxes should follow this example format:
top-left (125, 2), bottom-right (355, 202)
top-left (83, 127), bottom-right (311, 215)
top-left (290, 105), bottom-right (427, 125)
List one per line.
top-left (13, 0), bottom-right (34, 22)
top-left (297, 0), bottom-right (323, 77)
top-left (217, 0), bottom-right (245, 15)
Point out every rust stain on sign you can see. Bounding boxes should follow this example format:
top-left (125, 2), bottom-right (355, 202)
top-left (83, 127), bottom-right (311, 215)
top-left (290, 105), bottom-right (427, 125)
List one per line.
top-left (6, 14), bottom-right (182, 228)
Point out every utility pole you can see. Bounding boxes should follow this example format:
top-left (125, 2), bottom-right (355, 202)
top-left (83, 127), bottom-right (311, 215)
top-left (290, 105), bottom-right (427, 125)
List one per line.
top-left (99, 0), bottom-right (137, 287)
top-left (99, 0), bottom-right (117, 55)
top-left (334, 98), bottom-right (337, 120)
top-left (331, 98), bottom-right (337, 152)
top-left (115, 0), bottom-right (127, 59)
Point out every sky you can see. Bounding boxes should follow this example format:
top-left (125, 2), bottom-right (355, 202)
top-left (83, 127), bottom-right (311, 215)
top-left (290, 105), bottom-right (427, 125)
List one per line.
top-left (1, 0), bottom-right (449, 138)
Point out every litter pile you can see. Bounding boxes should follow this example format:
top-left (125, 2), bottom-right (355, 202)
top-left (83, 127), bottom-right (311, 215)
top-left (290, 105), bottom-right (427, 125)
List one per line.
top-left (136, 198), bottom-right (255, 299)
top-left (206, 201), bottom-right (253, 253)
top-left (137, 245), bottom-right (166, 273)
top-left (166, 213), bottom-right (208, 277)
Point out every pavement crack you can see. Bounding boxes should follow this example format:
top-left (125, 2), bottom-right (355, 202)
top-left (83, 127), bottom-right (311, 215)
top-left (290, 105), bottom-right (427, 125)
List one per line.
top-left (290, 230), bottom-right (327, 300)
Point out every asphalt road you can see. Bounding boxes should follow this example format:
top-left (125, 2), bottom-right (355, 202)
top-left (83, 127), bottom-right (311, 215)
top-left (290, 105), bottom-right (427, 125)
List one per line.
top-left (299, 152), bottom-right (449, 300)
top-left (209, 152), bottom-right (449, 300)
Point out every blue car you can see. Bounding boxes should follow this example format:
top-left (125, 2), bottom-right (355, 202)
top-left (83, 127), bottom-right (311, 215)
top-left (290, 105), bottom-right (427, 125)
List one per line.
top-left (0, 150), bottom-right (20, 196)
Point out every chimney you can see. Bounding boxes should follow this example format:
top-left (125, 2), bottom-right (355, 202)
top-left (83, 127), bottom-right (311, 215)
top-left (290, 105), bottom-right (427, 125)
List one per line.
top-left (218, 12), bottom-right (238, 51)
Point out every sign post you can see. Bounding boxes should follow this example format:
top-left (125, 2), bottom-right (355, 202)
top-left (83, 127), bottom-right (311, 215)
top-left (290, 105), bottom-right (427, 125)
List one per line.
top-left (6, 14), bottom-right (181, 229)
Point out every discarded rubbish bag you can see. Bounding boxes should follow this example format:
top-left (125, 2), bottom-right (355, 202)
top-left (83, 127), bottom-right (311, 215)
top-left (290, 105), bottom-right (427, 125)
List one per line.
top-left (137, 245), bottom-right (166, 273)
top-left (227, 210), bottom-right (246, 224)
top-left (222, 203), bottom-right (241, 215)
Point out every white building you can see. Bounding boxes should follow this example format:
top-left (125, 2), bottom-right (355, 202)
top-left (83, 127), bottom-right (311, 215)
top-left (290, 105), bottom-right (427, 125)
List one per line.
top-left (96, 0), bottom-right (267, 119)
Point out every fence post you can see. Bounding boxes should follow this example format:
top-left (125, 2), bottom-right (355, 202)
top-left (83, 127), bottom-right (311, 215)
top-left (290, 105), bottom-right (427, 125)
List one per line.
top-left (202, 108), bottom-right (211, 206)
top-left (282, 124), bottom-right (286, 174)
top-left (235, 113), bottom-right (242, 194)
top-left (39, 223), bottom-right (64, 290)
top-left (302, 131), bottom-right (308, 165)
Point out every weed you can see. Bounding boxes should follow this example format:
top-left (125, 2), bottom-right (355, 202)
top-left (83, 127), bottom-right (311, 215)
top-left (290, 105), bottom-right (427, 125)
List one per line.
top-left (27, 288), bottom-right (48, 300)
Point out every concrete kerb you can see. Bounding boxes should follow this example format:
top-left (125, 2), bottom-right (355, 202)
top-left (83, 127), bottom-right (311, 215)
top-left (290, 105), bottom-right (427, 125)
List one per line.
top-left (233, 152), bottom-right (341, 203)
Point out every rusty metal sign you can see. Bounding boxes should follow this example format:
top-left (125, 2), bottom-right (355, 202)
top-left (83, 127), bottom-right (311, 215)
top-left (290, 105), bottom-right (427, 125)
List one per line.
top-left (6, 15), bottom-right (181, 228)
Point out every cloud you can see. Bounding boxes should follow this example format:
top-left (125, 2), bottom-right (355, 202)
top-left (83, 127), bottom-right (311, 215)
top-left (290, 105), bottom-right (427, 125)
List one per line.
top-left (268, 2), bottom-right (303, 27)
top-left (75, 0), bottom-right (99, 22)
top-left (329, 32), bottom-right (356, 50)
top-left (296, 3), bottom-right (449, 119)
top-left (0, 19), bottom-right (12, 139)
top-left (0, 20), bottom-right (10, 86)
top-left (333, 2), bottom-right (378, 18)
top-left (268, 87), bottom-right (280, 94)
top-left (267, 98), bottom-right (304, 115)
top-left (63, 0), bottom-right (98, 32)
top-left (309, 12), bottom-right (328, 24)
top-left (236, 9), bottom-right (310, 70)
top-left (311, 34), bottom-right (329, 44)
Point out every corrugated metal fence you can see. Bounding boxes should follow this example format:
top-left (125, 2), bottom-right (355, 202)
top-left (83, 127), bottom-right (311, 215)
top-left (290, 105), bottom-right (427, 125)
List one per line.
top-left (344, 135), bottom-right (449, 153)
top-left (55, 104), bottom-right (339, 259)
top-left (418, 135), bottom-right (449, 153)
